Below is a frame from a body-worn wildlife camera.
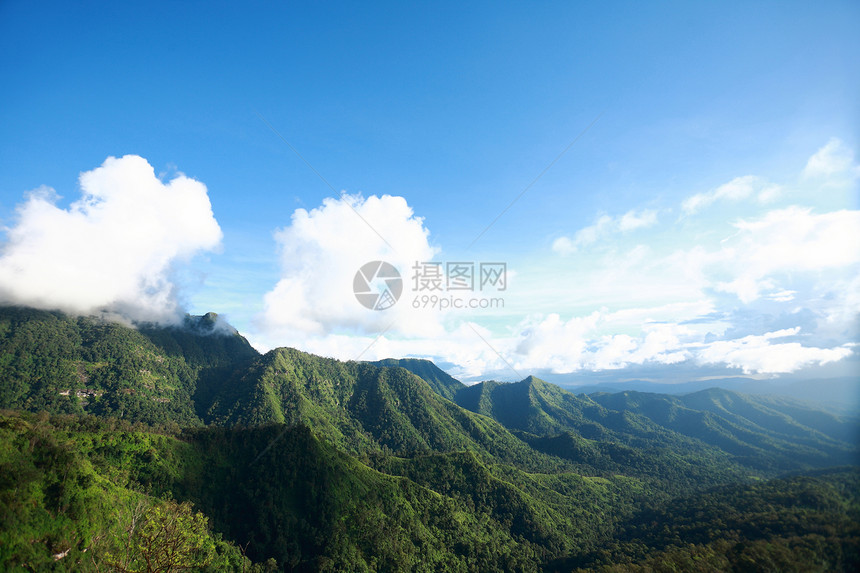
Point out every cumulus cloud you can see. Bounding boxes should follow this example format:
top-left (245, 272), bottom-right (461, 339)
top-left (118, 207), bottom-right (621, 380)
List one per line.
top-left (256, 194), bottom-right (443, 347)
top-left (552, 209), bottom-right (658, 255)
top-left (695, 328), bottom-right (853, 374)
top-left (681, 175), bottom-right (781, 214)
top-left (0, 155), bottom-right (222, 322)
top-left (248, 140), bottom-right (858, 381)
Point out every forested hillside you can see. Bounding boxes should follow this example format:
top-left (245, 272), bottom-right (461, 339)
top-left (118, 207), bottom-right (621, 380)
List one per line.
top-left (0, 306), bottom-right (257, 427)
top-left (0, 305), bottom-right (857, 571)
top-left (368, 358), bottom-right (465, 400)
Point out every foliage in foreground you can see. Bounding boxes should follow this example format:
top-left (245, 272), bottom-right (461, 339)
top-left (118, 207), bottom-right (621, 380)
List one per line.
top-left (0, 412), bottom-right (264, 572)
top-left (1, 410), bottom-right (859, 572)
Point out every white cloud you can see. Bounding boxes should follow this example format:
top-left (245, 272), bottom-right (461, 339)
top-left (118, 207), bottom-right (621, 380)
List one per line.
top-left (514, 311), bottom-right (600, 372)
top-left (715, 277), bottom-right (766, 305)
top-left (803, 138), bottom-right (859, 178)
top-left (0, 155), bottom-right (222, 322)
top-left (695, 328), bottom-right (853, 374)
top-left (765, 290), bottom-right (796, 303)
top-left (508, 302), bottom-right (711, 374)
top-left (551, 236), bottom-right (575, 255)
top-left (618, 208), bottom-right (659, 231)
top-left (573, 215), bottom-right (614, 248)
top-left (713, 207), bottom-right (860, 303)
top-left (494, 306), bottom-right (852, 377)
top-left (249, 141), bottom-right (858, 381)
top-left (517, 145), bottom-right (860, 377)
top-left (757, 184), bottom-right (782, 204)
top-left (681, 175), bottom-right (780, 214)
top-left (553, 209), bottom-right (658, 255)
top-left (256, 194), bottom-right (443, 347)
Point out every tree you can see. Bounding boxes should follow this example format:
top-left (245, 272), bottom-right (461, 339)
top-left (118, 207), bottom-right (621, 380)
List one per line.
top-left (104, 499), bottom-right (215, 572)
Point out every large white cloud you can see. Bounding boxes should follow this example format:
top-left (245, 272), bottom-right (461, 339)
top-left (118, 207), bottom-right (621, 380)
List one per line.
top-left (475, 307), bottom-right (853, 378)
top-left (256, 194), bottom-right (443, 348)
top-left (0, 155), bottom-right (222, 322)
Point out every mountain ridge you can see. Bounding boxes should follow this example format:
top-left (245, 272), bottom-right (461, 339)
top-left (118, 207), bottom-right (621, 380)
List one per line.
top-left (366, 357), bottom-right (465, 400)
top-left (1, 304), bottom-right (858, 571)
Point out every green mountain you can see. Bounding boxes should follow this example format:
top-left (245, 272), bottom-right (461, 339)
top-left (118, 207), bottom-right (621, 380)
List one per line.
top-left (1, 305), bottom-right (858, 571)
top-left (566, 376), bottom-right (860, 416)
top-left (453, 376), bottom-right (859, 475)
top-left (589, 388), bottom-right (859, 471)
top-left (455, 375), bottom-right (678, 438)
top-left (0, 305), bottom-right (258, 427)
top-left (366, 357), bottom-right (465, 400)
top-left (678, 387), bottom-right (859, 443)
top-left (562, 467), bottom-right (860, 572)
top-left (201, 347), bottom-right (567, 471)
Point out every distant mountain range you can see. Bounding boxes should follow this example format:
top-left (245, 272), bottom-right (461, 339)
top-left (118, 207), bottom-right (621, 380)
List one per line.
top-left (557, 376), bottom-right (860, 415)
top-left (1, 305), bottom-right (858, 571)
top-left (379, 359), bottom-right (858, 474)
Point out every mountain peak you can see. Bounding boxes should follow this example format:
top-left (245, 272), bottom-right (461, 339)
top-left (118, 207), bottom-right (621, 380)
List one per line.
top-left (367, 357), bottom-right (464, 400)
top-left (180, 311), bottom-right (239, 335)
top-left (521, 375), bottom-right (542, 385)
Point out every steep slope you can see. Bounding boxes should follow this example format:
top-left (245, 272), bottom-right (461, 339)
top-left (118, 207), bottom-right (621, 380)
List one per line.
top-left (453, 377), bottom-right (757, 487)
top-left (367, 357), bottom-right (465, 400)
top-left (204, 348), bottom-right (565, 470)
top-left (176, 424), bottom-right (627, 572)
top-left (456, 376), bottom-right (611, 436)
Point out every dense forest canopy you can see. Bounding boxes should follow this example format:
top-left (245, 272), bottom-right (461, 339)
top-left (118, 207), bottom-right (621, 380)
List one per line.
top-left (0, 305), bottom-right (857, 572)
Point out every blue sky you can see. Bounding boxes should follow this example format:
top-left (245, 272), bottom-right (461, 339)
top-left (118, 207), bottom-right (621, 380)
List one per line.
top-left (0, 1), bottom-right (857, 383)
